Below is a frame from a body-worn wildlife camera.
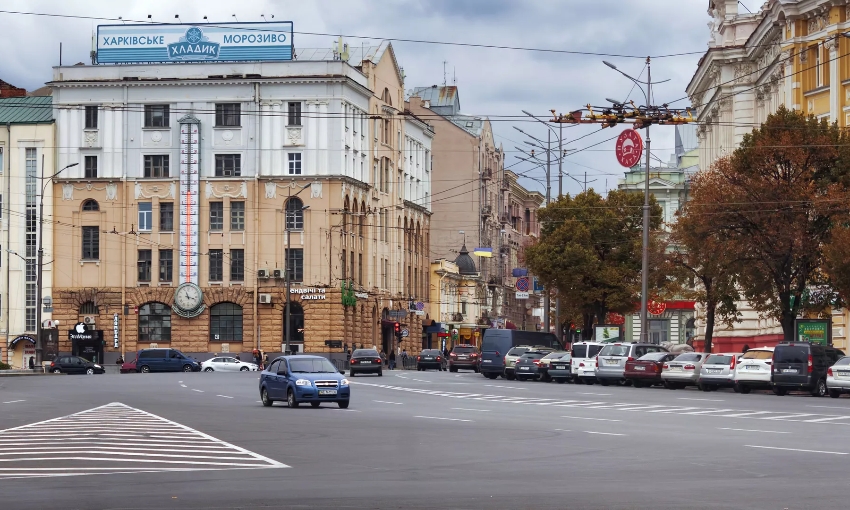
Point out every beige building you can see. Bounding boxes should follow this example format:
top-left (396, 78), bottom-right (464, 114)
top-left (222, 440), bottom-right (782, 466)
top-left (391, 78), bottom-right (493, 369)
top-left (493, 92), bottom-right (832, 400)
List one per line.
top-left (48, 41), bottom-right (431, 363)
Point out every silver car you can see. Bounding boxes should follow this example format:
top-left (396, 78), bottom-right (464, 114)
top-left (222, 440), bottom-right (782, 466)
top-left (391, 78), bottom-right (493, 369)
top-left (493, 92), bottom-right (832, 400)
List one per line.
top-left (826, 357), bottom-right (850, 398)
top-left (697, 353), bottom-right (741, 391)
top-left (661, 352), bottom-right (708, 389)
top-left (595, 343), bottom-right (668, 386)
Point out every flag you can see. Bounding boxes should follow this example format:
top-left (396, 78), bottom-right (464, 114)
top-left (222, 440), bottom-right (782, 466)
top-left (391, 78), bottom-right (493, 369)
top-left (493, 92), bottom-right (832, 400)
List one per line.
top-left (473, 247), bottom-right (493, 258)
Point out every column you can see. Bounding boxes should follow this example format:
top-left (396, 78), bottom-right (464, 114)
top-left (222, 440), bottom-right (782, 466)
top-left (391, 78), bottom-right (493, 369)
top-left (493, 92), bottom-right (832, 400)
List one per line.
top-left (102, 107), bottom-right (113, 177)
top-left (271, 102), bottom-right (282, 176)
top-left (69, 107), bottom-right (81, 176)
top-left (318, 102), bottom-right (329, 175)
top-left (306, 101), bottom-right (319, 176)
top-left (260, 103), bottom-right (271, 176)
top-left (112, 109), bottom-right (123, 179)
top-left (828, 39), bottom-right (840, 123)
top-left (58, 108), bottom-right (69, 171)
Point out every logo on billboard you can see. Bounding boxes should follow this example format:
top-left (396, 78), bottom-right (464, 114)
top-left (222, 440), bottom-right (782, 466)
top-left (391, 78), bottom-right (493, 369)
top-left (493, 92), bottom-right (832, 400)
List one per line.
top-left (615, 129), bottom-right (643, 168)
top-left (167, 27), bottom-right (220, 60)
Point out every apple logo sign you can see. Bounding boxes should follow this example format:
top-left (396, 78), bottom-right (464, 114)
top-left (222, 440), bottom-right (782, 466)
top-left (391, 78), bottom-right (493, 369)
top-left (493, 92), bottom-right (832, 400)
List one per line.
top-left (74, 323), bottom-right (87, 334)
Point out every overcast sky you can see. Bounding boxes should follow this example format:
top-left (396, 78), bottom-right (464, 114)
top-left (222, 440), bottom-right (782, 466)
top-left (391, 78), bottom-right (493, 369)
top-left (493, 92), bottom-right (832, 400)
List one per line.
top-left (0, 0), bottom-right (756, 198)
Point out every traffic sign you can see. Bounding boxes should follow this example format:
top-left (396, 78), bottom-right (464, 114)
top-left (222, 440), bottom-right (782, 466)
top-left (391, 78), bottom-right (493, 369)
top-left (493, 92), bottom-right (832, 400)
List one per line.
top-left (516, 277), bottom-right (530, 292)
top-left (401, 329), bottom-right (409, 338)
top-left (388, 310), bottom-right (407, 319)
top-left (516, 292), bottom-right (529, 299)
top-left (415, 301), bottom-right (425, 311)
top-left (615, 129), bottom-right (643, 168)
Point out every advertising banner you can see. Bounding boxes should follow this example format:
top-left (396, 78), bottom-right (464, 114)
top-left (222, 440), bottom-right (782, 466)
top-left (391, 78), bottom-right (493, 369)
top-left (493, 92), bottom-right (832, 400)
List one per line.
top-left (795, 318), bottom-right (831, 346)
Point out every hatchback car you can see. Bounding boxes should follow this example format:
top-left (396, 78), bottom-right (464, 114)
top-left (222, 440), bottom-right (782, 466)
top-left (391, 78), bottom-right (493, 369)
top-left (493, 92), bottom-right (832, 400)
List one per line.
top-left (771, 342), bottom-right (844, 397)
top-left (547, 353), bottom-right (573, 383)
top-left (826, 357), bottom-right (850, 398)
top-left (416, 349), bottom-right (446, 371)
top-left (49, 356), bottom-right (104, 375)
top-left (596, 343), bottom-right (669, 386)
top-left (349, 349), bottom-right (383, 377)
top-left (448, 344), bottom-right (479, 372)
top-left (538, 352), bottom-right (569, 382)
top-left (661, 352), bottom-right (708, 389)
top-left (259, 356), bottom-right (350, 408)
top-left (120, 358), bottom-right (138, 374)
top-left (732, 347), bottom-right (774, 394)
top-left (514, 351), bottom-right (548, 381)
top-left (201, 356), bottom-right (259, 372)
top-left (698, 353), bottom-right (740, 391)
top-left (571, 342), bottom-right (605, 384)
top-left (625, 352), bottom-right (677, 387)
top-left (504, 346), bottom-right (554, 380)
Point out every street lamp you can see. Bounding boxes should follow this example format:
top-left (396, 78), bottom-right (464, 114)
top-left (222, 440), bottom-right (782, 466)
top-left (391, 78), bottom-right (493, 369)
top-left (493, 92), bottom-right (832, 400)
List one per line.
top-left (35, 160), bottom-right (78, 364)
top-left (284, 183), bottom-right (311, 356)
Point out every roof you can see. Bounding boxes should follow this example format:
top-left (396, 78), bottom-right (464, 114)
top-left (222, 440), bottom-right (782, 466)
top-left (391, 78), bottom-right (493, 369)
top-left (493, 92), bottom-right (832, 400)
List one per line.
top-left (454, 244), bottom-right (478, 276)
top-left (411, 85), bottom-right (459, 110)
top-left (295, 45), bottom-right (381, 68)
top-left (0, 96), bottom-right (53, 124)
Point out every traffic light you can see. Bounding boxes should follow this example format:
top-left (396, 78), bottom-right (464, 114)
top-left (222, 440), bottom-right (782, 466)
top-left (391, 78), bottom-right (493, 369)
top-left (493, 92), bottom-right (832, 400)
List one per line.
top-left (394, 322), bottom-right (400, 334)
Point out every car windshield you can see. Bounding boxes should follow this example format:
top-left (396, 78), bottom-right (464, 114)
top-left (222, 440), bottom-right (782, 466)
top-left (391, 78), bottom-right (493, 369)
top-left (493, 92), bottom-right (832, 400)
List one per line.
top-left (742, 350), bottom-right (773, 360)
top-left (453, 346), bottom-right (476, 354)
top-left (775, 346), bottom-right (808, 364)
top-left (673, 353), bottom-right (703, 362)
top-left (638, 352), bottom-right (669, 361)
top-left (421, 350), bottom-right (441, 356)
top-left (507, 348), bottom-right (529, 357)
top-left (544, 352), bottom-right (567, 359)
top-left (353, 350), bottom-right (379, 357)
top-left (705, 355), bottom-right (733, 365)
top-left (599, 345), bottom-right (630, 357)
top-left (835, 357), bottom-right (850, 366)
top-left (520, 353), bottom-right (544, 360)
top-left (289, 359), bottom-right (338, 373)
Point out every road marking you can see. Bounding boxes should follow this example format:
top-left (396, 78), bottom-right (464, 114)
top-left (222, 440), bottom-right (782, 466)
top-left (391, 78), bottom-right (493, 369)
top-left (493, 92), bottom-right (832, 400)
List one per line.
top-left (763, 413), bottom-right (817, 421)
top-left (411, 378), bottom-right (432, 383)
top-left (718, 427), bottom-right (790, 434)
top-left (180, 384), bottom-right (187, 388)
top-left (216, 395), bottom-right (234, 399)
top-left (718, 410), bottom-right (773, 418)
top-left (2, 400), bottom-right (25, 404)
top-left (373, 400), bottom-right (403, 405)
top-left (808, 405), bottom-right (850, 410)
top-left (646, 407), bottom-right (700, 413)
top-left (578, 392), bottom-right (612, 396)
top-left (484, 385), bottom-right (526, 390)
top-left (561, 416), bottom-right (622, 422)
top-left (414, 416), bottom-right (473, 422)
top-left (585, 431), bottom-right (626, 436)
top-left (554, 429), bottom-right (572, 432)
top-left (178, 381), bottom-right (183, 383)
top-left (804, 416), bottom-right (850, 423)
top-left (394, 374), bottom-right (409, 379)
top-left (192, 389), bottom-right (204, 393)
top-left (745, 445), bottom-right (848, 456)
top-left (451, 408), bottom-right (490, 412)
top-left (678, 397), bottom-right (725, 402)
top-left (680, 408), bottom-right (736, 415)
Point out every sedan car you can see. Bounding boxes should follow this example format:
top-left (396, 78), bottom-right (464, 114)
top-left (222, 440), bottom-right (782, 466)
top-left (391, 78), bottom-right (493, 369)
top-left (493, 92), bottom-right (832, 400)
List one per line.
top-left (662, 352), bottom-right (708, 389)
top-left (120, 358), bottom-right (137, 374)
top-left (259, 355), bottom-right (350, 408)
top-left (698, 353), bottom-right (740, 391)
top-left (349, 349), bottom-right (383, 377)
top-left (201, 356), bottom-right (258, 372)
top-left (624, 352), bottom-right (677, 388)
top-left (416, 349), bottom-right (446, 371)
top-left (547, 353), bottom-right (573, 383)
top-left (537, 352), bottom-right (569, 382)
top-left (827, 356), bottom-right (850, 398)
top-left (514, 351), bottom-right (548, 381)
top-left (49, 356), bottom-right (104, 375)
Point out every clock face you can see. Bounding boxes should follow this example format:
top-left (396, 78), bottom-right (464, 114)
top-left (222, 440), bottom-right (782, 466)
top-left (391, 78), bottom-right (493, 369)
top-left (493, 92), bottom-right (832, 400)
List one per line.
top-left (175, 283), bottom-right (202, 311)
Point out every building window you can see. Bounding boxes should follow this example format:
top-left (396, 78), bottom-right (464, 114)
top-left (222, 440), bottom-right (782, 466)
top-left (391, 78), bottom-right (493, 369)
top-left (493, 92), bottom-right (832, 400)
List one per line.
top-left (288, 153), bottom-right (302, 175)
top-left (82, 226), bottom-right (99, 259)
top-left (358, 253), bottom-right (363, 285)
top-left (210, 303), bottom-right (243, 342)
top-left (137, 250), bottom-right (152, 282)
top-left (25, 148), bottom-right (36, 331)
top-left (80, 301), bottom-right (99, 314)
top-left (84, 155), bottom-right (97, 178)
top-left (342, 250), bottom-right (347, 280)
top-left (138, 302), bottom-right (172, 342)
top-left (230, 249), bottom-right (244, 281)
top-left (230, 201), bottom-right (245, 231)
top-left (143, 155), bottom-right (169, 178)
top-left (85, 105), bottom-right (98, 129)
top-left (209, 249), bottom-right (223, 281)
top-left (159, 249), bottom-right (173, 282)
top-left (138, 202), bottom-right (152, 231)
top-left (82, 199), bottom-right (99, 212)
top-left (209, 202), bottom-right (223, 231)
top-left (159, 202), bottom-right (174, 231)
top-left (214, 154), bottom-right (241, 177)
top-left (285, 197), bottom-right (304, 230)
top-left (286, 248), bottom-right (303, 282)
top-left (287, 101), bottom-right (301, 126)
top-left (215, 103), bottom-right (241, 127)
top-left (144, 105), bottom-right (170, 128)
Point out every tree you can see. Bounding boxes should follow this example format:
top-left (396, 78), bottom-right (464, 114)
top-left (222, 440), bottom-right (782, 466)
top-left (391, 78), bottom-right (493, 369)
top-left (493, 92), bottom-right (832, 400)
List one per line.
top-left (524, 189), bottom-right (662, 339)
top-left (687, 106), bottom-right (850, 342)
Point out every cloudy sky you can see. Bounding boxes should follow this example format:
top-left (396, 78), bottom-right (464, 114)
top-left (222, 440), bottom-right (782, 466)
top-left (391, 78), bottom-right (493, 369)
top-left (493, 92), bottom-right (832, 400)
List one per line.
top-left (0, 0), bottom-right (762, 197)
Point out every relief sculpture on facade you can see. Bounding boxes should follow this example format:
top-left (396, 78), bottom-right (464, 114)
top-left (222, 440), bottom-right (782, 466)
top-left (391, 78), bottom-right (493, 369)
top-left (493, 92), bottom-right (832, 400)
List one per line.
top-left (134, 181), bottom-right (177, 200)
top-left (205, 181), bottom-right (248, 199)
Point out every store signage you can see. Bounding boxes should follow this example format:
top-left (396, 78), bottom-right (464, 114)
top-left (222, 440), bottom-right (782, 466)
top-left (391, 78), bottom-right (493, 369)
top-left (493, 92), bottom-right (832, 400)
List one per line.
top-left (113, 314), bottom-right (119, 349)
top-left (354, 292), bottom-right (369, 299)
top-left (615, 129), bottom-right (643, 168)
top-left (796, 319), bottom-right (831, 346)
top-left (69, 323), bottom-right (96, 342)
top-left (96, 22), bottom-right (294, 64)
top-left (293, 288), bottom-right (326, 300)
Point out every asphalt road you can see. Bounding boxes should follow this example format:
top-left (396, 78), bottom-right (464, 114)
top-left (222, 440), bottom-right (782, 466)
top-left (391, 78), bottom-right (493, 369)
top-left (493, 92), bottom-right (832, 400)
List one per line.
top-left (2, 369), bottom-right (850, 509)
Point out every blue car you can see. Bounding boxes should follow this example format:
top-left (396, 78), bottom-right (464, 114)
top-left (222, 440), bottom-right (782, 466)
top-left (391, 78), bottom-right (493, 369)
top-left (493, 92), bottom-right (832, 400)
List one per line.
top-left (259, 355), bottom-right (351, 409)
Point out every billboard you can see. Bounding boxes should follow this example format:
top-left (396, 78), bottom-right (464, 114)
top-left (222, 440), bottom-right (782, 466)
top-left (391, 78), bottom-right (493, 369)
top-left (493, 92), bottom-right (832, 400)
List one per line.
top-left (97, 22), bottom-right (294, 64)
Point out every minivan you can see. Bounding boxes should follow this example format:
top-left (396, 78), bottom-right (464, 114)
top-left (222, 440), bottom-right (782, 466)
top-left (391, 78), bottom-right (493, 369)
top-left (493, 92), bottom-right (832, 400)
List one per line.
top-left (771, 342), bottom-right (844, 397)
top-left (570, 342), bottom-right (605, 384)
top-left (479, 329), bottom-right (561, 379)
top-left (136, 348), bottom-right (201, 373)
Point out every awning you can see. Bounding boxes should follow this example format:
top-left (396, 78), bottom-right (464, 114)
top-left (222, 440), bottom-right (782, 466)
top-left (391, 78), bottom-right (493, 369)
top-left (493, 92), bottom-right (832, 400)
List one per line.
top-left (9, 335), bottom-right (36, 347)
top-left (424, 322), bottom-right (444, 334)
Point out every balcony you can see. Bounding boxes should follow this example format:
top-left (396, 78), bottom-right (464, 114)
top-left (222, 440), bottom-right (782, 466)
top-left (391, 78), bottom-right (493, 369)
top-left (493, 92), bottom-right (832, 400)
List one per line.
top-left (481, 168), bottom-right (492, 180)
top-left (481, 205), bottom-right (492, 217)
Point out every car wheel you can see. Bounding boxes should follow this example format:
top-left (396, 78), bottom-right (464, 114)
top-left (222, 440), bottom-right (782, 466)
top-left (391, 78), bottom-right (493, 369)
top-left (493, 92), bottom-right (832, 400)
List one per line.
top-left (621, 379), bottom-right (632, 387)
top-left (85, 368), bottom-right (95, 375)
top-left (736, 383), bottom-right (751, 394)
top-left (829, 388), bottom-right (842, 399)
top-left (772, 386), bottom-right (787, 396)
top-left (349, 371), bottom-right (355, 377)
top-left (474, 367), bottom-right (480, 373)
top-left (140, 365), bottom-right (151, 373)
top-left (287, 389), bottom-right (299, 408)
top-left (338, 401), bottom-right (350, 409)
top-left (506, 372), bottom-right (516, 381)
top-left (182, 364), bottom-right (193, 372)
top-left (663, 380), bottom-right (675, 390)
top-left (813, 379), bottom-right (828, 398)
top-left (310, 402), bottom-right (321, 408)
top-left (598, 379), bottom-right (610, 386)
top-left (584, 379), bottom-right (595, 385)
top-left (555, 378), bottom-right (565, 384)
top-left (261, 388), bottom-right (273, 407)
top-left (52, 368), bottom-right (61, 374)
top-left (632, 381), bottom-right (643, 388)
top-left (698, 383), bottom-right (708, 392)
top-left (240, 366), bottom-right (249, 372)
top-left (204, 367), bottom-right (214, 372)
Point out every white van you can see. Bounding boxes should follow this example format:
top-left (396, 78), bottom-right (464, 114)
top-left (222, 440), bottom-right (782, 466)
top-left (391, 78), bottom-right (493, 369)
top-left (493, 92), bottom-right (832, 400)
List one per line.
top-left (570, 342), bottom-right (605, 384)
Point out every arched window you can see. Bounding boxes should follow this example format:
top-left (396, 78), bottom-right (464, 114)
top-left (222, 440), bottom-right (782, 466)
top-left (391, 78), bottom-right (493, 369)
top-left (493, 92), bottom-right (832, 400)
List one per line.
top-left (138, 302), bottom-right (171, 342)
top-left (82, 199), bottom-right (99, 211)
top-left (359, 203), bottom-right (366, 238)
top-left (382, 88), bottom-right (392, 106)
top-left (79, 301), bottom-right (99, 315)
top-left (351, 198), bottom-right (358, 235)
top-left (284, 302), bottom-right (304, 344)
top-left (285, 197), bottom-right (304, 230)
top-left (210, 302), bottom-right (243, 342)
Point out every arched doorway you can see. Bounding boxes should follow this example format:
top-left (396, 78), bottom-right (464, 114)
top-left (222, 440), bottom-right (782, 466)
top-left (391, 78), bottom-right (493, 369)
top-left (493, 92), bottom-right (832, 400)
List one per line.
top-left (284, 301), bottom-right (305, 348)
top-left (371, 305), bottom-right (377, 349)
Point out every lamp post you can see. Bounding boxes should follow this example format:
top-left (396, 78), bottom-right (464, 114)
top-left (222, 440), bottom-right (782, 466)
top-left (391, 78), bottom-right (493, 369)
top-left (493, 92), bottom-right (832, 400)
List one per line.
top-left (284, 183), bottom-right (311, 355)
top-left (36, 160), bottom-right (78, 364)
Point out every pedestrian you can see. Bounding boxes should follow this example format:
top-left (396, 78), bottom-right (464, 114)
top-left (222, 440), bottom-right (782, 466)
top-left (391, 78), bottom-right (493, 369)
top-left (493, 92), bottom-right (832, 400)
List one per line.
top-left (401, 348), bottom-right (408, 369)
top-left (380, 350), bottom-right (387, 367)
top-left (28, 357), bottom-right (34, 370)
top-left (234, 354), bottom-right (241, 361)
top-left (389, 350), bottom-right (396, 370)
top-left (443, 347), bottom-right (449, 359)
top-left (742, 344), bottom-right (750, 354)
top-left (263, 353), bottom-right (269, 367)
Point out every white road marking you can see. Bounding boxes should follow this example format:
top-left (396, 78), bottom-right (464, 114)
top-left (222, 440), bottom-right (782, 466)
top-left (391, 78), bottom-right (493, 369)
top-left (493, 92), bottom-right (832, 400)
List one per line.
top-left (2, 400), bottom-right (25, 404)
top-left (192, 389), bottom-right (204, 393)
top-left (451, 408), bottom-right (490, 412)
top-left (180, 384), bottom-right (187, 388)
top-left (484, 385), bottom-right (526, 390)
top-left (414, 416), bottom-right (473, 422)
top-left (680, 408), bottom-right (736, 415)
top-left (763, 413), bottom-right (817, 421)
top-left (808, 405), bottom-right (850, 410)
top-left (804, 416), bottom-right (850, 423)
top-left (718, 427), bottom-right (790, 434)
top-left (411, 378), bottom-right (432, 383)
top-left (578, 392), bottom-right (611, 396)
top-left (561, 416), bottom-right (622, 422)
top-left (554, 429), bottom-right (572, 432)
top-left (216, 395), bottom-right (234, 399)
top-left (372, 400), bottom-right (403, 405)
top-left (677, 397), bottom-right (725, 402)
top-left (745, 445), bottom-right (848, 455)
top-left (718, 410), bottom-right (773, 418)
top-left (585, 431), bottom-right (626, 436)
top-left (178, 381), bottom-right (183, 383)
top-left (395, 374), bottom-right (409, 379)
top-left (646, 407), bottom-right (700, 413)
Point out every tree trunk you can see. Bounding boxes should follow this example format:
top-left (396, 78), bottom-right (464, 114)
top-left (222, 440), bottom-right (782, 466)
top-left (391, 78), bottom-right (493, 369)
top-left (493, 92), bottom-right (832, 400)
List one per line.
top-left (703, 300), bottom-right (716, 354)
top-left (780, 312), bottom-right (795, 343)
top-left (583, 313), bottom-right (594, 341)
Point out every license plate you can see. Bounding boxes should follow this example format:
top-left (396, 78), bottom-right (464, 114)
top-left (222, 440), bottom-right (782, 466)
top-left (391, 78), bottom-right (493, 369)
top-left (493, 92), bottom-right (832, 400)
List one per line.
top-left (553, 365), bottom-right (565, 369)
top-left (782, 368), bottom-right (798, 374)
top-left (747, 365), bottom-right (760, 370)
top-left (458, 356), bottom-right (467, 359)
top-left (362, 361), bottom-right (371, 364)
top-left (671, 366), bottom-right (682, 371)
top-left (634, 366), bottom-right (646, 371)
top-left (482, 360), bottom-right (492, 363)
top-left (605, 359), bottom-right (619, 365)
top-left (520, 366), bottom-right (530, 370)
top-left (319, 389), bottom-right (337, 395)
top-left (707, 369), bottom-right (721, 374)
top-left (425, 357), bottom-right (433, 360)
top-left (838, 371), bottom-right (850, 376)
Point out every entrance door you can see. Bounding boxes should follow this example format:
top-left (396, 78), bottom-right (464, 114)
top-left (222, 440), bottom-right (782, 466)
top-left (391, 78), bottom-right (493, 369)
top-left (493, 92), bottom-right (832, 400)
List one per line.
top-left (648, 319), bottom-right (668, 344)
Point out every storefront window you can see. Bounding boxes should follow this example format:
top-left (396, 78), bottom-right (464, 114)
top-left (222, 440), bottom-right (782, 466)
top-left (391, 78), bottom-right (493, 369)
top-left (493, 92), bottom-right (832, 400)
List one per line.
top-left (284, 302), bottom-right (304, 343)
top-left (139, 302), bottom-right (171, 342)
top-left (210, 302), bottom-right (243, 342)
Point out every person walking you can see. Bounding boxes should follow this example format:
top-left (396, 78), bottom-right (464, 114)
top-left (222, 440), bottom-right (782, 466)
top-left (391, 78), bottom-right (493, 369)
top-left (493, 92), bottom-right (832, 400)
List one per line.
top-left (401, 348), bottom-right (408, 370)
top-left (28, 357), bottom-right (35, 370)
top-left (389, 350), bottom-right (396, 370)
top-left (380, 350), bottom-right (387, 368)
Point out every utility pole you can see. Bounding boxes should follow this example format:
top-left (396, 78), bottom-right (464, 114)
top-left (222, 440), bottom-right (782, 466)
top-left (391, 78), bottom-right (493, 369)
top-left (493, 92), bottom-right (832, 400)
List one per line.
top-left (544, 130), bottom-right (551, 336)
top-left (640, 58), bottom-right (652, 343)
top-left (284, 184), bottom-right (311, 355)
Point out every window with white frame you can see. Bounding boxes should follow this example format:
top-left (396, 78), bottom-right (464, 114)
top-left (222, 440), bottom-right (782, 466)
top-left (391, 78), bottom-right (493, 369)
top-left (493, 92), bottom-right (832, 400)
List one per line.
top-left (288, 153), bottom-right (302, 175)
top-left (138, 202), bottom-right (152, 231)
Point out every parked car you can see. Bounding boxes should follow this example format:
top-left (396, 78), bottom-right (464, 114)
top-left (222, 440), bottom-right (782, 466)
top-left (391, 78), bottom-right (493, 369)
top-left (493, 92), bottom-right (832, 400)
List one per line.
top-left (503, 346), bottom-right (554, 380)
top-left (826, 356), bottom-right (850, 398)
top-left (201, 356), bottom-right (259, 372)
top-left (547, 353), bottom-right (573, 383)
top-left (120, 358), bottom-right (137, 374)
top-left (538, 352), bottom-right (569, 382)
top-left (259, 355), bottom-right (350, 408)
top-left (661, 352), bottom-right (708, 389)
top-left (49, 356), bottom-right (104, 375)
top-left (349, 349), bottom-right (383, 377)
top-left (416, 349), bottom-right (446, 371)
top-left (135, 348), bottom-right (201, 373)
top-left (595, 343), bottom-right (669, 386)
top-left (732, 347), bottom-right (774, 394)
top-left (697, 353), bottom-right (740, 391)
top-left (571, 342), bottom-right (605, 384)
top-left (514, 351), bottom-right (548, 381)
top-left (771, 342), bottom-right (844, 397)
top-left (448, 344), bottom-right (479, 373)
top-left (479, 329), bottom-right (562, 380)
top-left (625, 352), bottom-right (677, 387)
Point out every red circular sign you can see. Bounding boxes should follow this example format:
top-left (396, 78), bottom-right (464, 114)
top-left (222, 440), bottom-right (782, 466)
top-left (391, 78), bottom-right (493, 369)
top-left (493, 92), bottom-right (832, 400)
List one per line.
top-left (647, 299), bottom-right (667, 315)
top-left (615, 129), bottom-right (643, 168)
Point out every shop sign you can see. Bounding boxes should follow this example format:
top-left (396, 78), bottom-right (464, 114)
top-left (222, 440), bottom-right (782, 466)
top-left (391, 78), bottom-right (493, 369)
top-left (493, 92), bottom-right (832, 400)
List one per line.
top-left (293, 288), bottom-right (326, 300)
top-left (354, 292), bottom-right (369, 299)
top-left (796, 318), bottom-right (831, 346)
top-left (113, 314), bottom-right (119, 349)
top-left (69, 323), bottom-right (97, 342)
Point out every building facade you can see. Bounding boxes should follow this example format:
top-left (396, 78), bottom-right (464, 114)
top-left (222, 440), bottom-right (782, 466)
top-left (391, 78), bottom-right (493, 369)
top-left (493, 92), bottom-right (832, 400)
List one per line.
top-left (49, 40), bottom-right (431, 363)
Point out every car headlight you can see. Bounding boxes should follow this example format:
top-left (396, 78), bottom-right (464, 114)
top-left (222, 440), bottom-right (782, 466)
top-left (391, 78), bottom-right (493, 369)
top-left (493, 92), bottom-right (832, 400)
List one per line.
top-left (340, 378), bottom-right (350, 386)
top-left (93, 364), bottom-right (102, 368)
top-left (295, 379), bottom-right (311, 386)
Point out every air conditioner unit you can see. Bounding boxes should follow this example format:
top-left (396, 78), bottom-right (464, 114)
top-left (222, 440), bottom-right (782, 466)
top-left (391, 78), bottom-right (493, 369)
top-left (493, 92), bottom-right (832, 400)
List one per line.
top-left (83, 316), bottom-right (96, 326)
top-left (273, 269), bottom-right (283, 279)
top-left (452, 312), bottom-right (464, 322)
top-left (258, 269), bottom-right (270, 279)
top-left (259, 294), bottom-right (272, 304)
top-left (281, 343), bottom-right (304, 353)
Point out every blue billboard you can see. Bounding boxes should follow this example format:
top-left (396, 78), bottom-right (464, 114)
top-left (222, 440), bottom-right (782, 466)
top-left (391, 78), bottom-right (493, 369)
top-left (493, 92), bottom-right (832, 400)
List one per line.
top-left (96, 22), bottom-right (294, 64)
